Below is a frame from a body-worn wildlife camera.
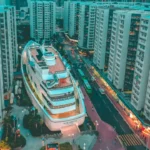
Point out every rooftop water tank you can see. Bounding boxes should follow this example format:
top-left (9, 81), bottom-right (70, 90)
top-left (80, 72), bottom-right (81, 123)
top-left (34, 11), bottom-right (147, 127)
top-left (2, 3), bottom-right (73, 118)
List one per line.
top-left (43, 52), bottom-right (56, 66)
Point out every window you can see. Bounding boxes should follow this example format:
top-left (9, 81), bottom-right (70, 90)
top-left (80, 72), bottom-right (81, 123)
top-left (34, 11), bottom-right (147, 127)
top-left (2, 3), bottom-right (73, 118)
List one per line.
top-left (34, 83), bottom-right (37, 88)
top-left (133, 100), bottom-right (137, 106)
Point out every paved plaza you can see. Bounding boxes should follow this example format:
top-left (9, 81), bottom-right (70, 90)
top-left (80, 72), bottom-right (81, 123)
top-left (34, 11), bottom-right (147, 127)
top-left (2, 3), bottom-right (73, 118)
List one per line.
top-left (10, 105), bottom-right (96, 150)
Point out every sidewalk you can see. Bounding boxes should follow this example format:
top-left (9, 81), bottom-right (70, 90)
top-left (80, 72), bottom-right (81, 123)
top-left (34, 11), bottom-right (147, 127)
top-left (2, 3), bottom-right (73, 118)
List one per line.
top-left (81, 87), bottom-right (125, 150)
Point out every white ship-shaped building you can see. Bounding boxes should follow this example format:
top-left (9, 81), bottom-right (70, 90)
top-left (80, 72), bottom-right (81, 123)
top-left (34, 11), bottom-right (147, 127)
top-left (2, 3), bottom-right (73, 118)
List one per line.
top-left (21, 41), bottom-right (86, 131)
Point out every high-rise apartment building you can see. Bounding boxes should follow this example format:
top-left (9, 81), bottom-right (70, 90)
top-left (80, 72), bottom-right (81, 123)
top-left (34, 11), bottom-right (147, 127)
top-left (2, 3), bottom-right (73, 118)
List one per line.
top-left (131, 15), bottom-right (150, 112)
top-left (68, 2), bottom-right (80, 39)
top-left (56, 6), bottom-right (64, 19)
top-left (64, 1), bottom-right (70, 32)
top-left (93, 5), bottom-right (131, 71)
top-left (93, 7), bottom-right (110, 71)
top-left (78, 2), bottom-right (97, 50)
top-left (93, 3), bottom-right (150, 71)
top-left (0, 6), bottom-right (17, 87)
top-left (144, 62), bottom-right (150, 120)
top-left (107, 10), bottom-right (143, 91)
top-left (30, 1), bottom-right (56, 43)
top-left (0, 6), bottom-right (17, 120)
top-left (0, 6), bottom-right (18, 69)
top-left (0, 26), bottom-right (4, 122)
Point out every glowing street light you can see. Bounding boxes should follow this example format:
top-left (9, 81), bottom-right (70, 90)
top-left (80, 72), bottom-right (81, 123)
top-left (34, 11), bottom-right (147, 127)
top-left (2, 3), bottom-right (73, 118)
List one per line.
top-left (83, 143), bottom-right (86, 150)
top-left (17, 124), bottom-right (20, 129)
top-left (95, 120), bottom-right (99, 131)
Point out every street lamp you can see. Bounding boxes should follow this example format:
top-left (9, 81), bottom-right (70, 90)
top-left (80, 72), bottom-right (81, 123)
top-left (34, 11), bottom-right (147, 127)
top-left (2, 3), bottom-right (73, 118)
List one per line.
top-left (31, 106), bottom-right (36, 116)
top-left (22, 108), bottom-right (27, 116)
top-left (17, 124), bottom-right (20, 128)
top-left (12, 115), bottom-right (16, 128)
top-left (42, 137), bottom-right (45, 146)
top-left (95, 120), bottom-right (99, 131)
top-left (83, 143), bottom-right (86, 150)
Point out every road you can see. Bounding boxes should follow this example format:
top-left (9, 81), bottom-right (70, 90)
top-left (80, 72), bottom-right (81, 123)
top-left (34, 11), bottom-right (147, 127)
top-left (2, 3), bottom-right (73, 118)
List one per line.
top-left (81, 65), bottom-right (132, 135)
top-left (74, 63), bottom-right (146, 150)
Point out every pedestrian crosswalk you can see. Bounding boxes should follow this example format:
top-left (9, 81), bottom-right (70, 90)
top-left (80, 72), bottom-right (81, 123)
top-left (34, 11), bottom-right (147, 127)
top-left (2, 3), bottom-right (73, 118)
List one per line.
top-left (118, 134), bottom-right (143, 146)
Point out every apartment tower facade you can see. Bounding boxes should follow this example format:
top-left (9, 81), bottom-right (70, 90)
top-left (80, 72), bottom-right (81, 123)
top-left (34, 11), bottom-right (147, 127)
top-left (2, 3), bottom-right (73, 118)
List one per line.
top-left (107, 10), bottom-right (143, 91)
top-left (0, 6), bottom-right (17, 120)
top-left (78, 2), bottom-right (97, 50)
top-left (68, 1), bottom-right (80, 39)
top-left (30, 1), bottom-right (56, 43)
top-left (93, 7), bottom-right (110, 71)
top-left (131, 15), bottom-right (150, 114)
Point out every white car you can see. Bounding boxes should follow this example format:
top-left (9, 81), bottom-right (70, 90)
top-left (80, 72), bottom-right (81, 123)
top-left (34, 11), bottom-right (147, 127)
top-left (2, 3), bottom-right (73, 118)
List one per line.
top-left (91, 76), bottom-right (95, 81)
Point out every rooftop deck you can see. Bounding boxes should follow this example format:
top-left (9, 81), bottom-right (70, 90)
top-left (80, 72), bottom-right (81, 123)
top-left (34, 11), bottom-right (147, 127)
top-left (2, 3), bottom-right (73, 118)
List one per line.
top-left (42, 76), bottom-right (72, 90)
top-left (31, 47), bottom-right (65, 74)
top-left (54, 77), bottom-right (72, 88)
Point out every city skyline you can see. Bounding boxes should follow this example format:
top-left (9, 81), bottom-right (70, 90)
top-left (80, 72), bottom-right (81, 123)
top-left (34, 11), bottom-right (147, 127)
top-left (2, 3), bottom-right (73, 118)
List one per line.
top-left (1, 1), bottom-right (150, 150)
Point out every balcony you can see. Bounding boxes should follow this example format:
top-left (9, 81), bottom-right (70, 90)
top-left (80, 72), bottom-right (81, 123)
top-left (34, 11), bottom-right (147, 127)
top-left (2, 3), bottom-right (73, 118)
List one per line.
top-left (46, 99), bottom-right (80, 118)
top-left (25, 75), bottom-right (42, 104)
top-left (47, 92), bottom-right (74, 101)
top-left (130, 31), bottom-right (135, 35)
top-left (48, 85), bottom-right (74, 96)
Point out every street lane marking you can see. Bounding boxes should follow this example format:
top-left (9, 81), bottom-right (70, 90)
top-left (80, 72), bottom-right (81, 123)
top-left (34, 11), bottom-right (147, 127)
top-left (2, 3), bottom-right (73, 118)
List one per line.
top-left (113, 115), bottom-right (118, 122)
top-left (107, 106), bottom-right (112, 112)
top-left (118, 134), bottom-right (143, 146)
top-left (120, 125), bottom-right (125, 132)
top-left (103, 100), bottom-right (106, 105)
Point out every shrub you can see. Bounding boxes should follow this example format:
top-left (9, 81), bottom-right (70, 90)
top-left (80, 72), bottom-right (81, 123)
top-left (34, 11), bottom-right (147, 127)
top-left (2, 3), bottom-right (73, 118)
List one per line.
top-left (60, 142), bottom-right (72, 150)
top-left (2, 116), bottom-right (26, 149)
top-left (10, 135), bottom-right (26, 148)
top-left (40, 146), bottom-right (46, 150)
top-left (23, 114), bottom-right (29, 129)
top-left (23, 111), bottom-right (43, 136)
top-left (78, 145), bottom-right (83, 150)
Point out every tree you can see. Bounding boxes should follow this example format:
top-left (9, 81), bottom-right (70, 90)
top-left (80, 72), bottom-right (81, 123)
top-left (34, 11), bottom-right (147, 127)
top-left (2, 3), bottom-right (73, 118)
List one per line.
top-left (0, 140), bottom-right (11, 150)
top-left (78, 145), bottom-right (83, 150)
top-left (2, 116), bottom-right (26, 149)
top-left (23, 109), bottom-right (42, 136)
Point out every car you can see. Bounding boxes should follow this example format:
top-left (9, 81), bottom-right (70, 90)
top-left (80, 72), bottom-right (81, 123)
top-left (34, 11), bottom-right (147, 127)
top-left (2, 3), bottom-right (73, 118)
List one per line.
top-left (91, 76), bottom-right (95, 81)
top-left (46, 143), bottom-right (59, 150)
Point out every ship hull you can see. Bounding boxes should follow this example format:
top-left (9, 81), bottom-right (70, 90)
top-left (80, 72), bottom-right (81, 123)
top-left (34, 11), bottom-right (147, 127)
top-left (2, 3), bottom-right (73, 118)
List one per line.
top-left (23, 74), bottom-right (85, 131)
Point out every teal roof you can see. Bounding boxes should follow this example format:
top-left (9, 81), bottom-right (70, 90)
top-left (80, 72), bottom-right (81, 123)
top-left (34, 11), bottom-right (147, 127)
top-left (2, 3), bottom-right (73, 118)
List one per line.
top-left (144, 15), bottom-right (150, 19)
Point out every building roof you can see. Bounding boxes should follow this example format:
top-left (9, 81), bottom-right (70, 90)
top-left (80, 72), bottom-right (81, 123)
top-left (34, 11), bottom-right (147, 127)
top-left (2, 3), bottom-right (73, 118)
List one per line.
top-left (143, 15), bottom-right (150, 19)
top-left (46, 143), bottom-right (59, 150)
top-left (31, 47), bottom-right (65, 74)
